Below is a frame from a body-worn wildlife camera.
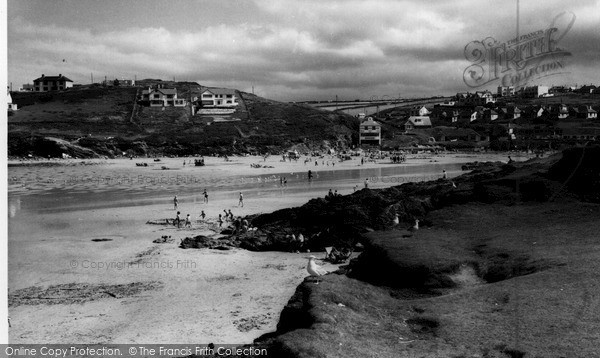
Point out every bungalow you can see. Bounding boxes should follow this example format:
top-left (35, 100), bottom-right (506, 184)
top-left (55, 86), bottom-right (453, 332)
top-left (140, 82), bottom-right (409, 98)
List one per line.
top-left (359, 118), bottom-right (382, 146)
top-left (484, 109), bottom-right (498, 121)
top-left (536, 106), bottom-right (549, 118)
top-left (409, 106), bottom-right (431, 117)
top-left (200, 88), bottom-right (238, 107)
top-left (507, 106), bottom-right (521, 120)
top-left (33, 74), bottom-right (73, 92)
top-left (579, 106), bottom-right (598, 119)
top-left (139, 87), bottom-right (186, 107)
top-left (404, 116), bottom-right (432, 131)
top-left (557, 104), bottom-right (569, 119)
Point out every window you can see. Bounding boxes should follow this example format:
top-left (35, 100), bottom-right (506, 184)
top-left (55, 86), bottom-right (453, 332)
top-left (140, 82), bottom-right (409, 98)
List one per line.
top-left (202, 94), bottom-right (212, 98)
top-left (43, 87), bottom-right (48, 91)
top-left (154, 94), bottom-right (160, 99)
top-left (226, 94), bottom-right (233, 98)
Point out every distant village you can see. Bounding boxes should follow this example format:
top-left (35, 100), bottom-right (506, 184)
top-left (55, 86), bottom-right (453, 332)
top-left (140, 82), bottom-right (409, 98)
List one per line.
top-left (7, 74), bottom-right (600, 151)
top-left (358, 84), bottom-right (600, 151)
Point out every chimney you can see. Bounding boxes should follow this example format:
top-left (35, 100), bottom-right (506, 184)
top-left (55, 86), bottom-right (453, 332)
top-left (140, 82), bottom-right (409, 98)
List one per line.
top-left (59, 74), bottom-right (62, 77)
top-left (42, 74), bottom-right (45, 78)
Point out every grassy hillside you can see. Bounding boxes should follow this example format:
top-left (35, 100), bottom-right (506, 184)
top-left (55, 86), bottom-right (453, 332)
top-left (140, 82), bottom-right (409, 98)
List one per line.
top-left (8, 83), bottom-right (358, 158)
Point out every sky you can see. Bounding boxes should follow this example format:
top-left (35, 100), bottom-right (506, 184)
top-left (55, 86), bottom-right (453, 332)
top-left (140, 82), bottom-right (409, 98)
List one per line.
top-left (6, 0), bottom-right (600, 101)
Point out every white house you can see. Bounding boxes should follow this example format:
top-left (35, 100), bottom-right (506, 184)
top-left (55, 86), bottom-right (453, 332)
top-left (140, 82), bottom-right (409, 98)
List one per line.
top-left (33, 74), bottom-right (73, 92)
top-left (140, 87), bottom-right (186, 107)
top-left (557, 104), bottom-right (569, 119)
top-left (359, 118), bottom-right (382, 145)
top-left (581, 106), bottom-right (598, 119)
top-left (200, 88), bottom-right (238, 107)
top-left (404, 116), bottom-right (432, 131)
top-left (409, 106), bottom-right (431, 117)
top-left (522, 85), bottom-right (549, 98)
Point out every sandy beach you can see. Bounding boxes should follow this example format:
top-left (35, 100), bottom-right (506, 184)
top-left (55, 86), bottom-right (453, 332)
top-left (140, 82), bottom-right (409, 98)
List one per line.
top-left (7, 152), bottom-right (533, 344)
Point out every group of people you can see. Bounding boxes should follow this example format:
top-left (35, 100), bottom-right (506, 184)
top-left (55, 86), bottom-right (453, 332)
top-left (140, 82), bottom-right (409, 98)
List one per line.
top-left (326, 189), bottom-right (342, 199)
top-left (286, 232), bottom-right (306, 252)
top-left (173, 211), bottom-right (192, 228)
top-left (390, 154), bottom-right (406, 164)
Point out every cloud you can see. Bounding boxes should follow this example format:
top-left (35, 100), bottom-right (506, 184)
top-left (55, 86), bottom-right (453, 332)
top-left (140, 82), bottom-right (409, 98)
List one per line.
top-left (7, 0), bottom-right (600, 100)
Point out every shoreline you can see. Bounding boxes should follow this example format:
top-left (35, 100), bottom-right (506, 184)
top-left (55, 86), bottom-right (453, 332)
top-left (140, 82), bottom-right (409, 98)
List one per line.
top-left (7, 152), bottom-right (536, 344)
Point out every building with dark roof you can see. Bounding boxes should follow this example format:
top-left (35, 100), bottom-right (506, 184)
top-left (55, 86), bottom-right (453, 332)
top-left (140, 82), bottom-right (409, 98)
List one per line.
top-left (32, 74), bottom-right (74, 92)
top-left (140, 87), bottom-right (186, 107)
top-left (200, 88), bottom-right (239, 107)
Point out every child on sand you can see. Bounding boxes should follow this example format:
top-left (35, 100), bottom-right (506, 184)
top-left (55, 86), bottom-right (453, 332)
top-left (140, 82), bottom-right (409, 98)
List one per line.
top-left (185, 214), bottom-right (191, 227)
top-left (200, 210), bottom-right (206, 220)
top-left (238, 192), bottom-right (244, 207)
top-left (203, 189), bottom-right (208, 203)
top-left (175, 211), bottom-right (181, 228)
top-left (174, 195), bottom-right (179, 210)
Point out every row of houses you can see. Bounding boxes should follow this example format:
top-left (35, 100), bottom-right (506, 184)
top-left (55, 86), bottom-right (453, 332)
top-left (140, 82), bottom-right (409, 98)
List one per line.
top-left (138, 86), bottom-right (240, 108)
top-left (22, 74), bottom-right (240, 110)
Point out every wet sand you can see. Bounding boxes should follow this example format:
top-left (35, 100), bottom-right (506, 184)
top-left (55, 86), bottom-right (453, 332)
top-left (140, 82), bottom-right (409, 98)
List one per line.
top-left (7, 152), bottom-right (533, 343)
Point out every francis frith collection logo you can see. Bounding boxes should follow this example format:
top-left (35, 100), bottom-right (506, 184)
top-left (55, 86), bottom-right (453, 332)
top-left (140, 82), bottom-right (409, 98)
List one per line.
top-left (463, 12), bottom-right (576, 88)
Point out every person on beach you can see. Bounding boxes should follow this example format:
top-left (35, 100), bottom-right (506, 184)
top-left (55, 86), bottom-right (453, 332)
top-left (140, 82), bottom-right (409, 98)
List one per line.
top-left (364, 178), bottom-right (369, 188)
top-left (297, 233), bottom-right (305, 251)
top-left (315, 161), bottom-right (318, 166)
top-left (218, 214), bottom-right (223, 227)
top-left (308, 170), bottom-right (313, 180)
top-left (200, 210), bottom-right (206, 220)
top-left (203, 189), bottom-right (208, 203)
top-left (443, 170), bottom-right (447, 179)
top-left (238, 192), bottom-right (244, 207)
top-left (174, 195), bottom-right (179, 210)
top-left (185, 214), bottom-right (191, 227)
top-left (175, 211), bottom-right (181, 228)
top-left (223, 209), bottom-right (229, 221)
top-left (228, 209), bottom-right (233, 220)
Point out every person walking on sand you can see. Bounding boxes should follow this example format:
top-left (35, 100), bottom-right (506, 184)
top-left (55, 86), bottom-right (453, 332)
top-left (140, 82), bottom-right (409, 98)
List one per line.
top-left (173, 195), bottom-right (179, 210)
top-left (238, 192), bottom-right (244, 207)
top-left (185, 214), bottom-right (191, 227)
top-left (175, 211), bottom-right (181, 228)
top-left (203, 189), bottom-right (208, 203)
top-left (218, 214), bottom-right (223, 227)
top-left (200, 210), bottom-right (206, 220)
